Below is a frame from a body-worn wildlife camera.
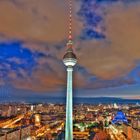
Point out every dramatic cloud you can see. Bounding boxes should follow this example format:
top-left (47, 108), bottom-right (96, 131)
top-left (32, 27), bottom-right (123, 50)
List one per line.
top-left (0, 0), bottom-right (140, 97)
top-left (0, 0), bottom-right (68, 42)
top-left (77, 1), bottom-right (140, 80)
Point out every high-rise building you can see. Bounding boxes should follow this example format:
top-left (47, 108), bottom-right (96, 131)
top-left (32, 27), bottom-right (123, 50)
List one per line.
top-left (34, 114), bottom-right (41, 127)
top-left (63, 1), bottom-right (77, 139)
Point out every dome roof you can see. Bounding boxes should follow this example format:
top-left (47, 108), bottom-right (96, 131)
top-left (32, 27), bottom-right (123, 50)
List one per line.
top-left (63, 47), bottom-right (77, 60)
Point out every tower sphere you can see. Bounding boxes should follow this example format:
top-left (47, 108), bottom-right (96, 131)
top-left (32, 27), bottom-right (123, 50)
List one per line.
top-left (63, 46), bottom-right (77, 67)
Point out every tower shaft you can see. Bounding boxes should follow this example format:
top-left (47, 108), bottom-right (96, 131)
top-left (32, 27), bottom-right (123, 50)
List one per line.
top-left (65, 67), bottom-right (73, 140)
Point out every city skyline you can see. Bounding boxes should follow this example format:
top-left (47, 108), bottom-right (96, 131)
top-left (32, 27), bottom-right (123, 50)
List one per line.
top-left (0, 0), bottom-right (140, 100)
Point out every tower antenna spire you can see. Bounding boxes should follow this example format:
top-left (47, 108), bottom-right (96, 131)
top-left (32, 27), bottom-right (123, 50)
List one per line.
top-left (67, 0), bottom-right (73, 46)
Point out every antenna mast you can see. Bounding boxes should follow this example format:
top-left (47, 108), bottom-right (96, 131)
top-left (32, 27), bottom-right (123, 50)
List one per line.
top-left (67, 0), bottom-right (73, 46)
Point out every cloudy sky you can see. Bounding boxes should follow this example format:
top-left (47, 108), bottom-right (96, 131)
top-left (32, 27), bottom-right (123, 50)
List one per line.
top-left (0, 0), bottom-right (140, 100)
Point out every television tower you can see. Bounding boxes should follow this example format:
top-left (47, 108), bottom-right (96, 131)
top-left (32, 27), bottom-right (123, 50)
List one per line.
top-left (63, 0), bottom-right (77, 140)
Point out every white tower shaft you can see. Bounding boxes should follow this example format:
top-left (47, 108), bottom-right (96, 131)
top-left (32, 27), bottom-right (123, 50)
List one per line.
top-left (65, 67), bottom-right (73, 140)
